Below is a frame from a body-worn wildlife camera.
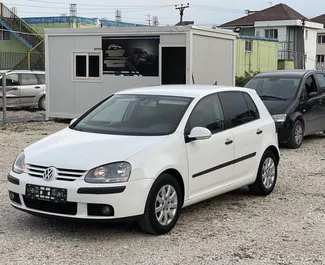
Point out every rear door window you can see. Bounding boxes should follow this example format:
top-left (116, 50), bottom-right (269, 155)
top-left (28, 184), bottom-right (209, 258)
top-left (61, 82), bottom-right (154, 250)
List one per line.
top-left (219, 91), bottom-right (257, 128)
top-left (20, 74), bottom-right (38, 86)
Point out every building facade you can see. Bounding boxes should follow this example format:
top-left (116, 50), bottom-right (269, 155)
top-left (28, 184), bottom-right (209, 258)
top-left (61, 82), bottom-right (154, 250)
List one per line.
top-left (220, 3), bottom-right (323, 70)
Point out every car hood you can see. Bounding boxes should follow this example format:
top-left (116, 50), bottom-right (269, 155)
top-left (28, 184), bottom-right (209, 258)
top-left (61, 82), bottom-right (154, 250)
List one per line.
top-left (24, 128), bottom-right (168, 170)
top-left (262, 100), bottom-right (291, 115)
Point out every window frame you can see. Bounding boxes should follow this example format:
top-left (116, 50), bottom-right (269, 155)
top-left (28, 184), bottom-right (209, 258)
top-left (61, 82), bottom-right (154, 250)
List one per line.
top-left (317, 35), bottom-right (325, 44)
top-left (316, 54), bottom-right (325, 63)
top-left (265, 29), bottom-right (278, 39)
top-left (315, 73), bottom-right (325, 93)
top-left (218, 91), bottom-right (260, 130)
top-left (72, 51), bottom-right (103, 82)
top-left (245, 40), bottom-right (252, 52)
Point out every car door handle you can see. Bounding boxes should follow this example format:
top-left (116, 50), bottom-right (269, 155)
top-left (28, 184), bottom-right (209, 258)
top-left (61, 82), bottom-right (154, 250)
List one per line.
top-left (256, 129), bottom-right (263, 135)
top-left (35, 86), bottom-right (41, 89)
top-left (225, 139), bottom-right (233, 145)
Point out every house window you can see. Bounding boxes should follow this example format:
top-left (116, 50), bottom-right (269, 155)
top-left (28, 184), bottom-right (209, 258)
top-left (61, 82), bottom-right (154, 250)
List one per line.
top-left (245, 40), bottom-right (252, 52)
top-left (318, 35), bottom-right (325, 44)
top-left (73, 52), bottom-right (102, 81)
top-left (317, 55), bottom-right (325, 63)
top-left (265, 29), bottom-right (278, 39)
top-left (0, 26), bottom-right (10, 41)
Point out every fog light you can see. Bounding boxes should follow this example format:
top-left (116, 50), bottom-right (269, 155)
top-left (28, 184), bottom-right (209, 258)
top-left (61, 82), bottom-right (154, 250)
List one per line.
top-left (101, 205), bottom-right (112, 216)
top-left (9, 191), bottom-right (15, 200)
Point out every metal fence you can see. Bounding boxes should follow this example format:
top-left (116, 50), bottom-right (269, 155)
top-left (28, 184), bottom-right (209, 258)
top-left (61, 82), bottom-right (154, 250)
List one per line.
top-left (0, 52), bottom-right (45, 70)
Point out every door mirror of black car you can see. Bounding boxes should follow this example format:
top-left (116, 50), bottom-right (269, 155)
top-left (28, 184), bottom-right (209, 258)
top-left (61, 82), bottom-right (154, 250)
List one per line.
top-left (308, 92), bottom-right (318, 98)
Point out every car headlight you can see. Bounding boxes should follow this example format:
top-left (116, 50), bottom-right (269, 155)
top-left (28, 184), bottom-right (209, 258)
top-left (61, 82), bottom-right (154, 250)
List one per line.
top-left (12, 152), bottom-right (26, 174)
top-left (272, 114), bottom-right (287, 123)
top-left (84, 162), bottom-right (132, 183)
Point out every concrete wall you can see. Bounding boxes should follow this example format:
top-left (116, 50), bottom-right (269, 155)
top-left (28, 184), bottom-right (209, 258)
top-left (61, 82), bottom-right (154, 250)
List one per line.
top-left (236, 38), bottom-right (278, 77)
top-left (0, 33), bottom-right (28, 52)
top-left (192, 33), bottom-right (235, 86)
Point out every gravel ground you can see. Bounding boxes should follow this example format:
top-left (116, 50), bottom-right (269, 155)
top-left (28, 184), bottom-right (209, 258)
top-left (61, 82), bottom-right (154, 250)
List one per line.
top-left (1, 122), bottom-right (325, 265)
top-left (0, 109), bottom-right (45, 124)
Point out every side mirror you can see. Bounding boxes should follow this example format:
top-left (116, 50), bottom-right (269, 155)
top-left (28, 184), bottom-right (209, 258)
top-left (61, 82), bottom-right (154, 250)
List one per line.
top-left (187, 127), bottom-right (212, 141)
top-left (70, 118), bottom-right (77, 125)
top-left (308, 92), bottom-right (318, 98)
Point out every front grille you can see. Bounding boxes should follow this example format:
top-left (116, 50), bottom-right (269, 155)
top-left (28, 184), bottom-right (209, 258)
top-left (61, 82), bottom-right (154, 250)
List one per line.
top-left (23, 196), bottom-right (77, 215)
top-left (26, 164), bottom-right (86, 182)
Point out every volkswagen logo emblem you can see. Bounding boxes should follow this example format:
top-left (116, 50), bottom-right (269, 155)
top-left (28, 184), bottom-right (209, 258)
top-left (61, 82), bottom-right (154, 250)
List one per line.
top-left (43, 167), bottom-right (56, 181)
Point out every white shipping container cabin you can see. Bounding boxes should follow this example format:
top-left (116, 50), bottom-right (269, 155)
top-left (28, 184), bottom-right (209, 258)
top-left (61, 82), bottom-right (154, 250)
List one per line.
top-left (44, 26), bottom-right (237, 119)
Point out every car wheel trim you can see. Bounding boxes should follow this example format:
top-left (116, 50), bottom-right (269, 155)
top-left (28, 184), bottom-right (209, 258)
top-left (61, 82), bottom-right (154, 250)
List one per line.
top-left (261, 157), bottom-right (276, 189)
top-left (155, 184), bottom-right (178, 226)
top-left (294, 123), bottom-right (303, 145)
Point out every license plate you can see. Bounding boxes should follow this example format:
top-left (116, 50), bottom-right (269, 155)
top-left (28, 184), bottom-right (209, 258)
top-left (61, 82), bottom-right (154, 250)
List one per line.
top-left (25, 184), bottom-right (67, 203)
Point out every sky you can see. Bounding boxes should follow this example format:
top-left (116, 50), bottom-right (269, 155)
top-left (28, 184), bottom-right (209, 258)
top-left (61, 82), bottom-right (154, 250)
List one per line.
top-left (4, 0), bottom-right (325, 26)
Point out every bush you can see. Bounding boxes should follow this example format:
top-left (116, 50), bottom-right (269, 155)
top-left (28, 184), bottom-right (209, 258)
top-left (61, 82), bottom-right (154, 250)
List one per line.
top-left (235, 70), bottom-right (260, 87)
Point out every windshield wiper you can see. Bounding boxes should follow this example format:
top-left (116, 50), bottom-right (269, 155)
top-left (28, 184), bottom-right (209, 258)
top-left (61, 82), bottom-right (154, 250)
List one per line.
top-left (259, 95), bottom-right (287, 101)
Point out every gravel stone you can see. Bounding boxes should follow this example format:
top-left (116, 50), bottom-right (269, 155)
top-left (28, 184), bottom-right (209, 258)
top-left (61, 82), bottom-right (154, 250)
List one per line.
top-left (1, 121), bottom-right (325, 265)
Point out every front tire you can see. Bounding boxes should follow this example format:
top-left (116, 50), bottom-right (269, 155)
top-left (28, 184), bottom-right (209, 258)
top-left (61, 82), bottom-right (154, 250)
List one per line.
top-left (137, 173), bottom-right (182, 235)
top-left (249, 150), bottom-right (278, 196)
top-left (286, 120), bottom-right (304, 149)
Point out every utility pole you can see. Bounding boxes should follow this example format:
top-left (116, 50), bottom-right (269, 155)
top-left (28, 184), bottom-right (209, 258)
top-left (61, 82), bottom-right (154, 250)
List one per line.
top-left (146, 14), bottom-right (152, 26)
top-left (302, 18), bottom-right (306, 69)
top-left (175, 3), bottom-right (189, 23)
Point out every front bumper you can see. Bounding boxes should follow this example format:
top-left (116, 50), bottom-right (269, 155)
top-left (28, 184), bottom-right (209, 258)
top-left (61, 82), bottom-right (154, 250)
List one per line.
top-left (7, 172), bottom-right (154, 219)
top-left (275, 121), bottom-right (292, 143)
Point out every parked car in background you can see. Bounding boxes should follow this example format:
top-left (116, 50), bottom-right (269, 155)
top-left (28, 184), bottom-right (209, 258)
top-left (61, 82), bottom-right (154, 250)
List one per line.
top-left (0, 70), bottom-right (46, 110)
top-left (8, 85), bottom-right (280, 235)
top-left (245, 70), bottom-right (325, 149)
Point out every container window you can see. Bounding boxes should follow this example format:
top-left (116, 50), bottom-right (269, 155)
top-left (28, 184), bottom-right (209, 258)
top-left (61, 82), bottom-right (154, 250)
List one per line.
top-left (73, 52), bottom-right (102, 81)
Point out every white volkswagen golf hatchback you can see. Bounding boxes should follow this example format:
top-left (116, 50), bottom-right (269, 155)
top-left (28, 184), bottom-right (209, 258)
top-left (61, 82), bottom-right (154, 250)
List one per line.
top-left (8, 85), bottom-right (280, 235)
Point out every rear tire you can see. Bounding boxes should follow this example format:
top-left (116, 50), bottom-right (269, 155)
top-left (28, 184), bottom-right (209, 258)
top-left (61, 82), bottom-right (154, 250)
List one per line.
top-left (137, 173), bottom-right (182, 235)
top-left (249, 150), bottom-right (278, 196)
top-left (38, 95), bottom-right (46, 111)
top-left (286, 120), bottom-right (304, 149)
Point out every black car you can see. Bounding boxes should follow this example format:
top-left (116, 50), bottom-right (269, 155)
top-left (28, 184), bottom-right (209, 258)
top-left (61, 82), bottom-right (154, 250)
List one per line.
top-left (244, 70), bottom-right (325, 148)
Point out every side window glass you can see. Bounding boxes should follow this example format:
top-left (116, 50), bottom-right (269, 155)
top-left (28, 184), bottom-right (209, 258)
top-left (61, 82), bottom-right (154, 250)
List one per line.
top-left (305, 75), bottom-right (318, 97)
top-left (20, 74), bottom-right (38, 86)
top-left (36, 74), bottom-right (45, 84)
top-left (5, 74), bottom-right (20, 86)
top-left (316, 73), bottom-right (325, 94)
top-left (243, 93), bottom-right (260, 120)
top-left (219, 92), bottom-right (252, 128)
top-left (186, 94), bottom-right (225, 134)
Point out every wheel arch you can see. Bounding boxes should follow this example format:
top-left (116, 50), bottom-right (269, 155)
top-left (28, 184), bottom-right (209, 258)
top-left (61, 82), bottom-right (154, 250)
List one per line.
top-left (161, 168), bottom-right (185, 206)
top-left (264, 145), bottom-right (280, 165)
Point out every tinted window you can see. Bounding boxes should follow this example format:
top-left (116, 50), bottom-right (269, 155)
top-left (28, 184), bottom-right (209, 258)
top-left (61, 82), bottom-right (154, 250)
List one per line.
top-left (219, 92), bottom-right (254, 128)
top-left (72, 94), bottom-right (192, 136)
top-left (75, 55), bottom-right (87, 77)
top-left (245, 76), bottom-right (301, 99)
top-left (36, 74), bottom-right (45, 84)
top-left (243, 93), bottom-right (259, 120)
top-left (89, 55), bottom-right (100, 77)
top-left (20, 74), bottom-right (38, 86)
top-left (186, 94), bottom-right (225, 134)
top-left (316, 73), bottom-right (325, 93)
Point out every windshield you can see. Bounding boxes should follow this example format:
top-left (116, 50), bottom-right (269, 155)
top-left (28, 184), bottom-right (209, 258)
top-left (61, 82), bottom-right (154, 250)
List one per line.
top-left (71, 94), bottom-right (193, 136)
top-left (245, 76), bottom-right (301, 99)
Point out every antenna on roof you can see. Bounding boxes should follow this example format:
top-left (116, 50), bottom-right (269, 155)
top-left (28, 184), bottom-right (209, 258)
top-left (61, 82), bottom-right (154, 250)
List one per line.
top-left (266, 1), bottom-right (273, 6)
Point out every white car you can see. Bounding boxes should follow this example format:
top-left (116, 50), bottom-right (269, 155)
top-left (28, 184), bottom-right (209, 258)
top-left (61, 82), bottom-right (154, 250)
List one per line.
top-left (8, 85), bottom-right (280, 235)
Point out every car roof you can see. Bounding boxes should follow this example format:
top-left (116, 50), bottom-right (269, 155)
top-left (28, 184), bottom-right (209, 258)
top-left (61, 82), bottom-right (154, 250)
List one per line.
top-left (254, 69), bottom-right (315, 78)
top-left (115, 85), bottom-right (255, 98)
